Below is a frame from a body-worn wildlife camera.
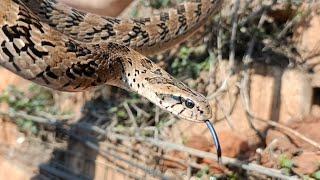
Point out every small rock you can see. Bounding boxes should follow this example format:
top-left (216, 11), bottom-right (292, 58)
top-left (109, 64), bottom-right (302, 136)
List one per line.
top-left (292, 152), bottom-right (320, 175)
top-left (289, 116), bottom-right (320, 151)
top-left (260, 129), bottom-right (297, 168)
top-left (186, 135), bottom-right (212, 152)
top-left (265, 129), bottom-right (297, 153)
top-left (218, 130), bottom-right (249, 158)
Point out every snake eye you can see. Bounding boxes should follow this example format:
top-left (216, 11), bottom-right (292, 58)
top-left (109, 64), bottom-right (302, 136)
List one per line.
top-left (185, 99), bottom-right (195, 109)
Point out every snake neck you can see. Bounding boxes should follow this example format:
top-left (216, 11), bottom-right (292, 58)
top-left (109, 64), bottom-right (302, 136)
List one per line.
top-left (106, 47), bottom-right (211, 121)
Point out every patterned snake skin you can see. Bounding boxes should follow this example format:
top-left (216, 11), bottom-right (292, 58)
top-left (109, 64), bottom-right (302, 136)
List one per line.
top-left (0, 0), bottom-right (222, 122)
top-left (23, 0), bottom-right (222, 55)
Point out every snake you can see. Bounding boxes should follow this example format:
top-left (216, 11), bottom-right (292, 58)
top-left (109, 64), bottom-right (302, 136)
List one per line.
top-left (0, 0), bottom-right (222, 159)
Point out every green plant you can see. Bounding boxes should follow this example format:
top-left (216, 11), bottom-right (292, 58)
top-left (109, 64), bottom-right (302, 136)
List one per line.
top-left (0, 85), bottom-right (69, 134)
top-left (149, 0), bottom-right (171, 9)
top-left (148, 0), bottom-right (186, 9)
top-left (279, 154), bottom-right (294, 175)
top-left (108, 106), bottom-right (128, 119)
top-left (314, 170), bottom-right (320, 180)
top-left (196, 166), bottom-right (210, 179)
top-left (171, 46), bottom-right (213, 79)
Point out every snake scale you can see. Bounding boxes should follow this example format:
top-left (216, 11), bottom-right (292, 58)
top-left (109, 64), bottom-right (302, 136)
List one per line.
top-left (0, 0), bottom-right (222, 159)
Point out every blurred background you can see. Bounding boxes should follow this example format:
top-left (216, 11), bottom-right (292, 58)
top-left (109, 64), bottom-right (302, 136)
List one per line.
top-left (0, 0), bottom-right (319, 179)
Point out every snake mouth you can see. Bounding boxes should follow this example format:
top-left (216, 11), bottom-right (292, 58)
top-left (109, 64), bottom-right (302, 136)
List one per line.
top-left (205, 120), bottom-right (222, 162)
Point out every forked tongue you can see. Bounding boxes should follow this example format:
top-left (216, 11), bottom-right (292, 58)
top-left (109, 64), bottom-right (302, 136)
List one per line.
top-left (205, 120), bottom-right (222, 162)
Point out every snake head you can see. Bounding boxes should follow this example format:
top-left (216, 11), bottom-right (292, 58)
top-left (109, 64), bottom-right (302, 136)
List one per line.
top-left (132, 70), bottom-right (212, 122)
top-left (121, 69), bottom-right (212, 122)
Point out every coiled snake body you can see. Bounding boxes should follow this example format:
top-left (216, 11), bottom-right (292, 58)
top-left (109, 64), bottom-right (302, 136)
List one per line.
top-left (0, 0), bottom-right (222, 158)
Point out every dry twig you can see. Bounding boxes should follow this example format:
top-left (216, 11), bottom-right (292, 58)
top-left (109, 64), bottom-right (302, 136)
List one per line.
top-left (229, 0), bottom-right (240, 71)
top-left (109, 132), bottom-right (298, 180)
top-left (123, 101), bottom-right (138, 128)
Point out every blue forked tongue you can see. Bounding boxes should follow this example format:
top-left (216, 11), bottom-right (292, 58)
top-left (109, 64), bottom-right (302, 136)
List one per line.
top-left (205, 120), bottom-right (222, 162)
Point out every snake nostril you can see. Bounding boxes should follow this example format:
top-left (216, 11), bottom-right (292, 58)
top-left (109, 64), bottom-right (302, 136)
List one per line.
top-left (200, 110), bottom-right (204, 115)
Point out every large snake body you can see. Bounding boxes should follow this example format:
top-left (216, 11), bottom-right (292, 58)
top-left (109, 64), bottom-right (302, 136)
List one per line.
top-left (0, 0), bottom-right (222, 158)
top-left (23, 0), bottom-right (222, 55)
